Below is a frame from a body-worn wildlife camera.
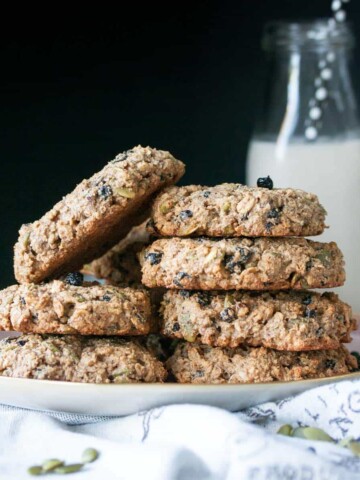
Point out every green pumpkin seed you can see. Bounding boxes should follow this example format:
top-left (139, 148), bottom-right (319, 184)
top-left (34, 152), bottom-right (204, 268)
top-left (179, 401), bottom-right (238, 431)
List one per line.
top-left (159, 203), bottom-right (171, 214)
top-left (223, 225), bottom-right (234, 236)
top-left (81, 448), bottom-right (99, 464)
top-left (27, 465), bottom-right (43, 476)
top-left (292, 427), bottom-right (334, 442)
top-left (349, 441), bottom-right (360, 457)
top-left (114, 187), bottom-right (136, 199)
top-left (42, 459), bottom-right (64, 472)
top-left (224, 294), bottom-right (235, 309)
top-left (339, 436), bottom-right (353, 447)
top-left (315, 250), bottom-right (331, 267)
top-left (277, 424), bottom-right (293, 436)
top-left (23, 233), bottom-right (31, 248)
top-left (111, 369), bottom-right (129, 378)
top-left (54, 463), bottom-right (84, 474)
top-left (48, 344), bottom-right (60, 354)
top-left (222, 202), bottom-right (231, 214)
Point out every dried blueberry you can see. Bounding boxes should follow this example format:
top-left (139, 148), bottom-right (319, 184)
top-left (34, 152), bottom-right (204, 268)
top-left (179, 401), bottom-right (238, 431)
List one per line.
top-left (220, 308), bottom-right (235, 322)
top-left (302, 294), bottom-right (312, 305)
top-left (305, 259), bottom-right (313, 271)
top-left (196, 292), bottom-right (211, 308)
top-left (179, 290), bottom-right (191, 298)
top-left (265, 222), bottom-right (273, 232)
top-left (17, 340), bottom-right (27, 346)
top-left (20, 296), bottom-right (26, 306)
top-left (102, 295), bottom-right (111, 302)
top-left (172, 322), bottom-right (181, 332)
top-left (145, 252), bottom-right (163, 265)
top-left (324, 359), bottom-right (336, 369)
top-left (203, 191), bottom-right (211, 198)
top-left (64, 272), bottom-right (84, 286)
top-left (98, 184), bottom-right (113, 199)
top-left (223, 248), bottom-right (252, 273)
top-left (173, 272), bottom-right (190, 287)
top-left (193, 370), bottom-right (204, 378)
top-left (257, 176), bottom-right (274, 189)
top-left (179, 210), bottom-right (193, 220)
top-left (267, 208), bottom-right (281, 219)
top-left (305, 308), bottom-right (317, 318)
top-left (236, 247), bottom-right (253, 262)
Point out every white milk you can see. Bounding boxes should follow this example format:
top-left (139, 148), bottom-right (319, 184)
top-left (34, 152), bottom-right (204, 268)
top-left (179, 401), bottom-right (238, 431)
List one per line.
top-left (246, 138), bottom-right (360, 311)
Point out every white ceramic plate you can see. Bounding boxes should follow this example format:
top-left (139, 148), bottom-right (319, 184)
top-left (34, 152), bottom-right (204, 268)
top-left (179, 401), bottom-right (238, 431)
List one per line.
top-left (0, 371), bottom-right (359, 416)
top-left (0, 328), bottom-right (359, 416)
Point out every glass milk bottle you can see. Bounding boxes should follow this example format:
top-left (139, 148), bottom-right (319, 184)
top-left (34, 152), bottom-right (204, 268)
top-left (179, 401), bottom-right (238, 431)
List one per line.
top-left (246, 20), bottom-right (360, 310)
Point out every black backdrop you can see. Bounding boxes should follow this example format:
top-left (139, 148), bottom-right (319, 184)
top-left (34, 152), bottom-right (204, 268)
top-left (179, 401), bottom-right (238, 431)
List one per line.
top-left (1, 0), bottom-right (360, 287)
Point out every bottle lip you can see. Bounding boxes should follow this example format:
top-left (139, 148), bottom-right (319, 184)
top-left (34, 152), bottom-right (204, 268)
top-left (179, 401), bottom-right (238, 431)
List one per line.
top-left (262, 19), bottom-right (355, 51)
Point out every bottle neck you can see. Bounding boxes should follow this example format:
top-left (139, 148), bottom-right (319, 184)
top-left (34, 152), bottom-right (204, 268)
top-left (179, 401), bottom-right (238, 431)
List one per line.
top-left (255, 46), bottom-right (360, 143)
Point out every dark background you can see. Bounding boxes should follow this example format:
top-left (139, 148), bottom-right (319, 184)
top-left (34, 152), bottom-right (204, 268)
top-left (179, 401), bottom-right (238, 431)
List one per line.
top-left (1, 1), bottom-right (360, 287)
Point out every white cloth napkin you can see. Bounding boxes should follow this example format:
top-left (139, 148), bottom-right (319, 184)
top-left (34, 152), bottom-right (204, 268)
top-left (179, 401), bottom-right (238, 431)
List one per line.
top-left (0, 378), bottom-right (360, 480)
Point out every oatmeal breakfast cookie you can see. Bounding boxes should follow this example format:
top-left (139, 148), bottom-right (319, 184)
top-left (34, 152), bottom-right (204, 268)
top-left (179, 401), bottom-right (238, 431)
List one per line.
top-left (148, 184), bottom-right (326, 237)
top-left (167, 342), bottom-right (358, 384)
top-left (161, 290), bottom-right (355, 351)
top-left (14, 146), bottom-right (185, 284)
top-left (140, 237), bottom-right (345, 290)
top-left (0, 335), bottom-right (167, 383)
top-left (0, 278), bottom-right (154, 336)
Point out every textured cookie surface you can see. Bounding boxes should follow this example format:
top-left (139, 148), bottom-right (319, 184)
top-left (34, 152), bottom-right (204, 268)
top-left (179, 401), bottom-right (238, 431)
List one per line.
top-left (0, 280), bottom-right (153, 336)
top-left (167, 342), bottom-right (358, 384)
top-left (14, 146), bottom-right (185, 284)
top-left (149, 184), bottom-right (326, 237)
top-left (140, 238), bottom-right (345, 290)
top-left (161, 290), bottom-right (354, 351)
top-left (0, 335), bottom-right (167, 383)
top-left (82, 222), bottom-right (150, 287)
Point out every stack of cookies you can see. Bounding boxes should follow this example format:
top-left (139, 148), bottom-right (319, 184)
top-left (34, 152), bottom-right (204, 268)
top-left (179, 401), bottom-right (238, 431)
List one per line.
top-left (0, 147), bottom-right (357, 385)
top-left (139, 181), bottom-right (358, 383)
top-left (0, 146), bottom-right (185, 383)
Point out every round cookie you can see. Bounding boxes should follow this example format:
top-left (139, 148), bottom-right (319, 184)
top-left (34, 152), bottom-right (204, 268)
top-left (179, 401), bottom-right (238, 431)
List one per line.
top-left (0, 335), bottom-right (167, 383)
top-left (161, 290), bottom-right (355, 351)
top-left (148, 184), bottom-right (327, 237)
top-left (0, 280), bottom-right (154, 336)
top-left (167, 342), bottom-right (358, 384)
top-left (139, 237), bottom-right (345, 291)
top-left (14, 146), bottom-right (185, 284)
top-left (82, 221), bottom-right (151, 287)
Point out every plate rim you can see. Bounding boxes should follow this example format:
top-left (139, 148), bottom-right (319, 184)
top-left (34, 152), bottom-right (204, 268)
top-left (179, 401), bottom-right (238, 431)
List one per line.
top-left (0, 371), bottom-right (359, 389)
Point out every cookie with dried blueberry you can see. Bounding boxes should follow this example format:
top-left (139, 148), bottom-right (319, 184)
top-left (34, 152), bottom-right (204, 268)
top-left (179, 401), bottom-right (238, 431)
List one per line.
top-left (139, 237), bottom-right (345, 291)
top-left (0, 279), bottom-right (155, 336)
top-left (0, 335), bottom-right (167, 383)
top-left (147, 183), bottom-right (326, 237)
top-left (14, 145), bottom-right (185, 284)
top-left (160, 290), bottom-right (355, 351)
top-left (167, 342), bottom-right (358, 384)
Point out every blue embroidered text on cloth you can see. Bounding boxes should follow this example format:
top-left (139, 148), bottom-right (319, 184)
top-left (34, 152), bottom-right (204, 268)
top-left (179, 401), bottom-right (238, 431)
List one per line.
top-left (0, 379), bottom-right (359, 480)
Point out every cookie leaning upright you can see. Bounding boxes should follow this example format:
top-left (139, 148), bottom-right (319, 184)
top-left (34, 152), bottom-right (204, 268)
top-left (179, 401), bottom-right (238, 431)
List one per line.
top-left (148, 183), bottom-right (327, 237)
top-left (14, 146), bottom-right (185, 284)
